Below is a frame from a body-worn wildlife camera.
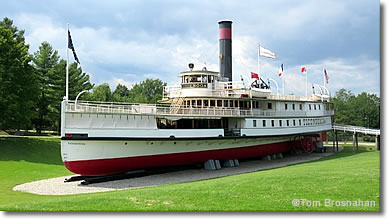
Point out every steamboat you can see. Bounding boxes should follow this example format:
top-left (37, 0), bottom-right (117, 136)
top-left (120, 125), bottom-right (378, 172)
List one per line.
top-left (61, 21), bottom-right (334, 176)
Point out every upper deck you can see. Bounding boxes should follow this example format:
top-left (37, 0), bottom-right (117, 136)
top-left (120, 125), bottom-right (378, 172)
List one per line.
top-left (162, 69), bottom-right (330, 103)
top-left (64, 99), bottom-right (334, 119)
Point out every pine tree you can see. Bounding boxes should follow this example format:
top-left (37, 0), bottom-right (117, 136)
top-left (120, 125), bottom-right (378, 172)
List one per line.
top-left (0, 17), bottom-right (38, 130)
top-left (49, 60), bottom-right (94, 132)
top-left (32, 42), bottom-right (60, 133)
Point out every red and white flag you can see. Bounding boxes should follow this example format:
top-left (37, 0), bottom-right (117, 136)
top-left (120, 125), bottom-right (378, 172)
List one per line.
top-left (251, 72), bottom-right (259, 79)
top-left (301, 66), bottom-right (307, 73)
top-left (278, 64), bottom-right (283, 77)
top-left (324, 69), bottom-right (329, 84)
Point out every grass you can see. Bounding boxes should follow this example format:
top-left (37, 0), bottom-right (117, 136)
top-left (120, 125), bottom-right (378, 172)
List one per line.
top-left (0, 137), bottom-right (380, 211)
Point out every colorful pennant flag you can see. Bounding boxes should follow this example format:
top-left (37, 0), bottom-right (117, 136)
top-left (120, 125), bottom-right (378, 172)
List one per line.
top-left (301, 66), bottom-right (307, 73)
top-left (278, 64), bottom-right (283, 77)
top-left (251, 72), bottom-right (259, 79)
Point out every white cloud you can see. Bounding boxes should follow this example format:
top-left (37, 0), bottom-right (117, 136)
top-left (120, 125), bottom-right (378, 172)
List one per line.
top-left (108, 78), bottom-right (133, 91)
top-left (10, 1), bottom-right (379, 97)
top-left (14, 13), bottom-right (65, 54)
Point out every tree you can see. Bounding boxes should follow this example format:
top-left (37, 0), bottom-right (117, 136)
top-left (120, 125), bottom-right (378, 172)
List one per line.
top-left (351, 92), bottom-right (380, 128)
top-left (331, 89), bottom-right (380, 128)
top-left (89, 83), bottom-right (112, 102)
top-left (128, 78), bottom-right (166, 103)
top-left (32, 41), bottom-right (60, 133)
top-left (0, 17), bottom-right (38, 130)
top-left (48, 60), bottom-right (94, 132)
top-left (112, 84), bottom-right (130, 102)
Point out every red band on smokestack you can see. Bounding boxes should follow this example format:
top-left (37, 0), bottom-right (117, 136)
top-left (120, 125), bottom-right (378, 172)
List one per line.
top-left (219, 28), bottom-right (231, 39)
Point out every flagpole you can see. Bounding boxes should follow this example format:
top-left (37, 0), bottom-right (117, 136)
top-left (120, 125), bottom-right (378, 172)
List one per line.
top-left (66, 23), bottom-right (69, 100)
top-left (305, 68), bottom-right (307, 97)
top-left (282, 76), bottom-right (285, 95)
top-left (258, 44), bottom-right (261, 79)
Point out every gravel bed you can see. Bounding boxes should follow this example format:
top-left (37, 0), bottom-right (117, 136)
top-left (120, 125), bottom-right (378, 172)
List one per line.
top-left (13, 147), bottom-right (343, 196)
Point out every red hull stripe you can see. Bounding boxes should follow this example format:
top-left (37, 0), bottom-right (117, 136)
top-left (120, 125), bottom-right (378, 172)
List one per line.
top-left (64, 142), bottom-right (291, 176)
top-left (219, 28), bottom-right (232, 39)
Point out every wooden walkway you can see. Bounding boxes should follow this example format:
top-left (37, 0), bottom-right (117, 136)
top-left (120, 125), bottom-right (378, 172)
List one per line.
top-left (332, 124), bottom-right (380, 152)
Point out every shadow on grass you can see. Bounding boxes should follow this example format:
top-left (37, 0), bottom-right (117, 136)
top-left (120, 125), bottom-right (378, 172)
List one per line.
top-left (0, 137), bottom-right (63, 165)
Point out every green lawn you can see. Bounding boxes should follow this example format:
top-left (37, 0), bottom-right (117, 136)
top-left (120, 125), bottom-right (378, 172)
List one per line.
top-left (0, 137), bottom-right (380, 211)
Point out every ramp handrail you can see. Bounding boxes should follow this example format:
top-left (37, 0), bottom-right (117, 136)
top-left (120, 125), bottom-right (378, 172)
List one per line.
top-left (333, 124), bottom-right (380, 136)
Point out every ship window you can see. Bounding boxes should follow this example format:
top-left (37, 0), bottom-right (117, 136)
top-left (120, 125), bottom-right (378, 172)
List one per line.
top-left (210, 100), bottom-right (215, 107)
top-left (217, 100), bottom-right (222, 107)
top-left (197, 100), bottom-right (202, 107)
top-left (279, 120), bottom-right (282, 127)
top-left (192, 100), bottom-right (196, 107)
top-left (292, 104), bottom-right (295, 110)
top-left (309, 104), bottom-right (311, 110)
top-left (286, 120), bottom-right (289, 126)
top-left (224, 100), bottom-right (228, 107)
top-left (204, 100), bottom-right (208, 107)
top-left (271, 120), bottom-right (275, 127)
top-left (187, 100), bottom-right (190, 106)
top-left (285, 104), bottom-right (288, 110)
top-left (293, 120), bottom-right (296, 126)
top-left (314, 104), bottom-right (316, 110)
top-left (318, 105), bottom-right (321, 110)
top-left (253, 120), bottom-right (257, 127)
top-left (299, 104), bottom-right (302, 110)
top-left (262, 120), bottom-right (266, 127)
top-left (230, 100), bottom-right (234, 107)
top-left (268, 102), bottom-right (272, 109)
top-left (235, 100), bottom-right (238, 107)
top-left (299, 119), bottom-right (302, 126)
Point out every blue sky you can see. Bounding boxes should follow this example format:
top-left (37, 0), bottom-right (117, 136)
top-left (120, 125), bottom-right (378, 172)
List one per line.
top-left (1, 0), bottom-right (380, 96)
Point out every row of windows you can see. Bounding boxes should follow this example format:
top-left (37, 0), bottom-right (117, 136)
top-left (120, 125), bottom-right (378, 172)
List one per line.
top-left (283, 103), bottom-right (322, 111)
top-left (180, 99), bottom-right (333, 112)
top-left (252, 118), bottom-right (327, 128)
top-left (284, 103), bottom-right (303, 111)
top-left (183, 99), bottom-right (264, 109)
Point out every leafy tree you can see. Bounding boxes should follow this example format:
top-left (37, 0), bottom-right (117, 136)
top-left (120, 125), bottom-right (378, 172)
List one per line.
top-left (0, 17), bottom-right (38, 130)
top-left (331, 89), bottom-right (380, 128)
top-left (32, 42), bottom-right (60, 133)
top-left (112, 84), bottom-right (130, 102)
top-left (128, 78), bottom-right (166, 103)
top-left (90, 83), bottom-right (112, 102)
top-left (351, 92), bottom-right (380, 128)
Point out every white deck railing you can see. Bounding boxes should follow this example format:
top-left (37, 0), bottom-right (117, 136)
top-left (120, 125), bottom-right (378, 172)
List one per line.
top-left (66, 101), bottom-right (334, 118)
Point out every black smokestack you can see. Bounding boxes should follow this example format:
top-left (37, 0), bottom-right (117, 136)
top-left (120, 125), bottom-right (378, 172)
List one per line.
top-left (218, 20), bottom-right (232, 81)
